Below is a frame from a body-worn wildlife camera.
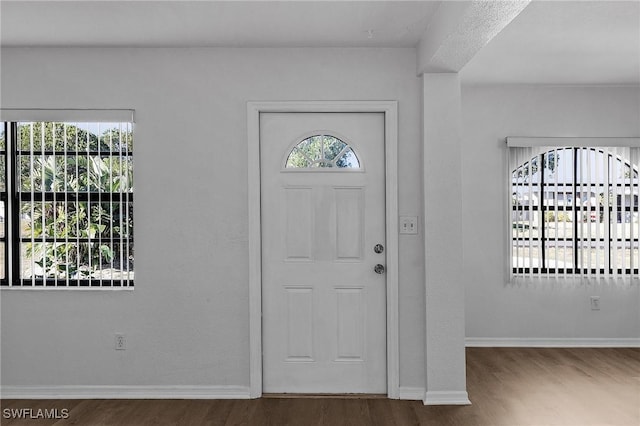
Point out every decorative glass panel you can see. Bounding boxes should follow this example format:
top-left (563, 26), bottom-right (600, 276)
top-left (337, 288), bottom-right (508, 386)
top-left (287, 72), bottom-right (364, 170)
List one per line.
top-left (286, 135), bottom-right (360, 169)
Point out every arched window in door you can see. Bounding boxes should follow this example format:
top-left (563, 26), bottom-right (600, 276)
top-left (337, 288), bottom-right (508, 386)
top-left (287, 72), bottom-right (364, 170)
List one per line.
top-left (285, 135), bottom-right (360, 169)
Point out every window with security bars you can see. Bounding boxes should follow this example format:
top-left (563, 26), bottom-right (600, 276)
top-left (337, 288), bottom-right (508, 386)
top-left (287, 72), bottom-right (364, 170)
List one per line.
top-left (1, 127), bottom-right (6, 283)
top-left (1, 118), bottom-right (133, 288)
top-left (508, 138), bottom-right (640, 280)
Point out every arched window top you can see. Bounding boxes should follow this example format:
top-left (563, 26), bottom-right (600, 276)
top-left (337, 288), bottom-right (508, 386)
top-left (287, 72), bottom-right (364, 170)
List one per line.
top-left (285, 135), bottom-right (361, 169)
top-left (512, 147), bottom-right (638, 184)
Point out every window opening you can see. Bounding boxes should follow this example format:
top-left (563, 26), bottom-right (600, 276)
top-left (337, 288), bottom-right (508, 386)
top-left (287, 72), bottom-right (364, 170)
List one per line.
top-left (285, 135), bottom-right (360, 169)
top-left (512, 147), bottom-right (638, 276)
top-left (1, 121), bottom-right (134, 288)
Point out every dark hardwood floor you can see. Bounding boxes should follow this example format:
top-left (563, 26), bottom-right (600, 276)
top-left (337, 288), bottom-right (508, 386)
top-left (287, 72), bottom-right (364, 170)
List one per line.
top-left (2, 348), bottom-right (639, 425)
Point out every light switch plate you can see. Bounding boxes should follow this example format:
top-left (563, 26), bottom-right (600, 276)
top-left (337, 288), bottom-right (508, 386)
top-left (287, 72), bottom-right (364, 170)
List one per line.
top-left (399, 216), bottom-right (418, 234)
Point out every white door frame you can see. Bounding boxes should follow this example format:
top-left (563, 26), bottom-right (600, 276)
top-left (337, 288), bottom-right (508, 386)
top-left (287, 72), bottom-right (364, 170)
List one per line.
top-left (247, 101), bottom-right (399, 398)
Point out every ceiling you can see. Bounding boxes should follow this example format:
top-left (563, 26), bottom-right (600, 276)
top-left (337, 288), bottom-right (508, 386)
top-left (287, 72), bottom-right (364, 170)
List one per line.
top-left (1, 0), bottom-right (638, 85)
top-left (0, 1), bottom-right (441, 48)
top-left (460, 0), bottom-right (640, 85)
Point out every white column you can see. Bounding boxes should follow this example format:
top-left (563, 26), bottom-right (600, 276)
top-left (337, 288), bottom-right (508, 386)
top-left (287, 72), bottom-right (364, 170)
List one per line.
top-left (422, 73), bottom-right (470, 405)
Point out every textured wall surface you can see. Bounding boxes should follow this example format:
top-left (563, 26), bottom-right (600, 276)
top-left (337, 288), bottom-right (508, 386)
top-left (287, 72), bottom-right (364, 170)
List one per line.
top-left (462, 85), bottom-right (640, 341)
top-left (0, 47), bottom-right (425, 389)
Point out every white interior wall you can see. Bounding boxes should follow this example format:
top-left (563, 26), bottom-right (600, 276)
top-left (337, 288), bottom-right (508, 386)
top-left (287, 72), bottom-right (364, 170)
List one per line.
top-left (462, 85), bottom-right (640, 341)
top-left (3, 47), bottom-right (637, 395)
top-left (0, 47), bottom-right (425, 389)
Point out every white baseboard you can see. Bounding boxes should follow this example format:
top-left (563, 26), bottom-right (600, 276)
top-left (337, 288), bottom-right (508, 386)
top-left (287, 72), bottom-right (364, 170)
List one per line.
top-left (0, 385), bottom-right (251, 399)
top-left (466, 337), bottom-right (640, 348)
top-left (423, 391), bottom-right (471, 406)
top-left (398, 386), bottom-right (425, 400)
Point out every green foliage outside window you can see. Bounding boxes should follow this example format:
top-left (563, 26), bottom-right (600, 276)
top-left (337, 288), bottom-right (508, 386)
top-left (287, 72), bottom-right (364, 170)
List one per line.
top-left (17, 123), bottom-right (133, 280)
top-left (286, 135), bottom-right (360, 168)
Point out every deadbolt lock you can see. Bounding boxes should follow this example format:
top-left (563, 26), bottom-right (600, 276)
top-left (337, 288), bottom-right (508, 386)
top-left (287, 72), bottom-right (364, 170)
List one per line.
top-left (374, 264), bottom-right (385, 274)
top-left (374, 244), bottom-right (384, 254)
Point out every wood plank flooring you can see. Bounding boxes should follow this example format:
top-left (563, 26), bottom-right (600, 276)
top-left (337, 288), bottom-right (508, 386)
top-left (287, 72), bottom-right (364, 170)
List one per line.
top-left (2, 348), bottom-right (639, 425)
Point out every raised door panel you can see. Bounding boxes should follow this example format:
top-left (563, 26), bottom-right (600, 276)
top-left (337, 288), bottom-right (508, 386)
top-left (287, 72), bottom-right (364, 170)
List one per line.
top-left (335, 286), bottom-right (365, 361)
top-left (284, 187), bottom-right (313, 261)
top-left (334, 187), bottom-right (364, 262)
top-left (285, 286), bottom-right (315, 361)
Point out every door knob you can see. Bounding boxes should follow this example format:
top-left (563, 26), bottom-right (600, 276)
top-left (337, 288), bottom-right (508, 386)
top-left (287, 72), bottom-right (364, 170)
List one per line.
top-left (374, 264), bottom-right (385, 274)
top-left (374, 244), bottom-right (384, 254)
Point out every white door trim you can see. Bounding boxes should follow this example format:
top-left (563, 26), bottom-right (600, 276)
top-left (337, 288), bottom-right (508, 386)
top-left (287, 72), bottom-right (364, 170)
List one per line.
top-left (247, 101), bottom-right (399, 399)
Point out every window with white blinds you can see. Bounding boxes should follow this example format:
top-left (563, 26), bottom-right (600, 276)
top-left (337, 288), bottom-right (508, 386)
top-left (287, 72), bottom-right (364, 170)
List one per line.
top-left (1, 110), bottom-right (134, 288)
top-left (508, 137), bottom-right (640, 281)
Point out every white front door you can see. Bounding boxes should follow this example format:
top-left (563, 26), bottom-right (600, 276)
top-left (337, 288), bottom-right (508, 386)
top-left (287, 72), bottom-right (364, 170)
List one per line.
top-left (261, 112), bottom-right (386, 394)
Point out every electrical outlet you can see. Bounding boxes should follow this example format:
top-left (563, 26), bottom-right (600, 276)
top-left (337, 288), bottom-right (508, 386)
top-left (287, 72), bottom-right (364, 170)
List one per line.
top-left (115, 333), bottom-right (126, 350)
top-left (400, 216), bottom-right (418, 234)
top-left (590, 296), bottom-right (600, 311)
